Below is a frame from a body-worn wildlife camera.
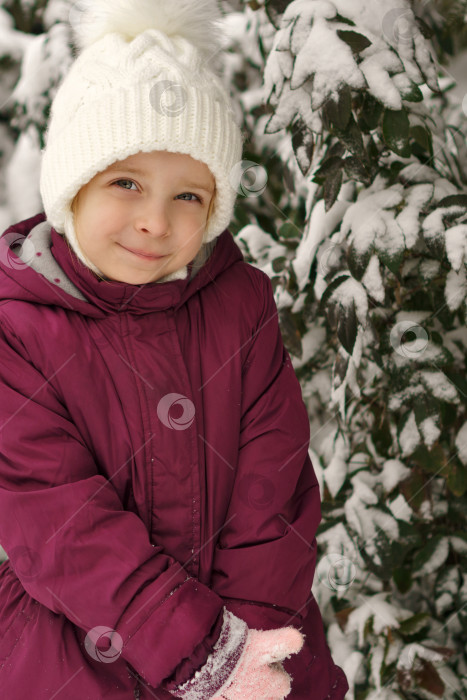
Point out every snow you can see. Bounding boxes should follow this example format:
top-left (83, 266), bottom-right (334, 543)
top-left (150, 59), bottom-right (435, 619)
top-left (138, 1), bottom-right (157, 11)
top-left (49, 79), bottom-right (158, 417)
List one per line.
top-left (325, 623), bottom-right (365, 700)
top-left (291, 325), bottom-right (326, 369)
top-left (328, 277), bottom-right (369, 327)
top-left (388, 493), bottom-right (412, 522)
top-left (445, 224), bottom-right (467, 271)
top-left (348, 452), bottom-right (370, 475)
top-left (398, 411), bottom-right (421, 457)
top-left (449, 536), bottom-right (467, 555)
top-left (399, 163), bottom-right (438, 183)
top-left (339, 185), bottom-right (404, 258)
top-left (397, 643), bottom-right (445, 670)
top-left (346, 593), bottom-right (403, 647)
top-left (316, 522), bottom-right (359, 569)
top-left (344, 473), bottom-right (399, 549)
top-left (365, 690), bottom-right (403, 700)
top-left (370, 642), bottom-right (385, 692)
top-left (455, 421), bottom-right (467, 466)
top-left (445, 266), bottom-right (467, 311)
top-left (419, 416), bottom-right (441, 448)
top-left (5, 129), bottom-right (42, 223)
top-left (379, 459), bottom-right (411, 492)
top-left (415, 537), bottom-right (449, 577)
top-left (236, 224), bottom-right (288, 270)
top-left (359, 50), bottom-right (404, 110)
top-left (432, 177), bottom-right (458, 202)
top-left (361, 255), bottom-right (385, 303)
top-left (293, 197), bottom-right (350, 292)
top-left (396, 184), bottom-right (434, 249)
top-left (0, 10), bottom-right (31, 60)
top-left (323, 432), bottom-right (347, 498)
top-left (293, 16), bottom-right (366, 106)
top-left (419, 258), bottom-right (440, 281)
top-left (420, 370), bottom-right (460, 404)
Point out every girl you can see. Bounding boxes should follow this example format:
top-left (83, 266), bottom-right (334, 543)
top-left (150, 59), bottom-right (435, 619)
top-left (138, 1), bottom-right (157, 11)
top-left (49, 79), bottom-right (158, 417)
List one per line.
top-left (0, 1), bottom-right (349, 698)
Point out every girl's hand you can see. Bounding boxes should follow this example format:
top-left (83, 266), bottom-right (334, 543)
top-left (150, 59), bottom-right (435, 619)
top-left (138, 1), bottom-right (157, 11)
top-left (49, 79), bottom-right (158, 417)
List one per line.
top-left (212, 626), bottom-right (305, 700)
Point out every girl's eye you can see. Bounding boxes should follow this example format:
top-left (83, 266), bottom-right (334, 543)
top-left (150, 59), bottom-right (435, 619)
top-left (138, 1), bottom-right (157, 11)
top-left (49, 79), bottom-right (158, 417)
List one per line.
top-left (113, 179), bottom-right (138, 191)
top-left (176, 193), bottom-right (202, 202)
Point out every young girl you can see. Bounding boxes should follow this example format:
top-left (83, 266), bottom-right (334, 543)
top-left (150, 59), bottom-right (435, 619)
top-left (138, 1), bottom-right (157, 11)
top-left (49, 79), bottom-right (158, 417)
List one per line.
top-left (0, 1), bottom-right (349, 698)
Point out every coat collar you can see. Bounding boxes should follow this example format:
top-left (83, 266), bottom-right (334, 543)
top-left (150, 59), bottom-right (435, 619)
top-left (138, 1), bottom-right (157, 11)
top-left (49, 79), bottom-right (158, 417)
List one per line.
top-left (0, 212), bottom-right (244, 316)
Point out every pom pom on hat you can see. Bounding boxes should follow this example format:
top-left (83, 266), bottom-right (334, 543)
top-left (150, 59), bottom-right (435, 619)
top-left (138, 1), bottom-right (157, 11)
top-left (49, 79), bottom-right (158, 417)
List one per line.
top-left (40, 0), bottom-right (244, 264)
top-left (72, 0), bottom-right (224, 56)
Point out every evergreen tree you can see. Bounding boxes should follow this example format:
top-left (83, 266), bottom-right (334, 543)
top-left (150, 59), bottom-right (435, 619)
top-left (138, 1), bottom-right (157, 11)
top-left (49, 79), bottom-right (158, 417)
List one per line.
top-left (221, 1), bottom-right (467, 697)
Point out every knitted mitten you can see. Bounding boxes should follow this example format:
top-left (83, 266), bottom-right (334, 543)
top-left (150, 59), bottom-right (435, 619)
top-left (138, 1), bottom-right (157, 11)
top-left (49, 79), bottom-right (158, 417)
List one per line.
top-left (166, 608), bottom-right (304, 700)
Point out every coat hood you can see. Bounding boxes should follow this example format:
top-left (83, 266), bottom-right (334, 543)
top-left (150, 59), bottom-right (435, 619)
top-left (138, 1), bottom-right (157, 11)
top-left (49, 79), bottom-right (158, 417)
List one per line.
top-left (0, 212), bottom-right (244, 317)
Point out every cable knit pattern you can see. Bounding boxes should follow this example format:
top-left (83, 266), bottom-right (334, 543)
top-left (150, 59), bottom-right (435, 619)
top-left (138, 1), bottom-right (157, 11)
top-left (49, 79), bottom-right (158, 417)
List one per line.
top-left (168, 609), bottom-right (248, 700)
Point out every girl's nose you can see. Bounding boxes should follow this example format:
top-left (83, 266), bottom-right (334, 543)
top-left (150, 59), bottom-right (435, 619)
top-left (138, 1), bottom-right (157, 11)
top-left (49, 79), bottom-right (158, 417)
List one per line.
top-left (134, 201), bottom-right (169, 237)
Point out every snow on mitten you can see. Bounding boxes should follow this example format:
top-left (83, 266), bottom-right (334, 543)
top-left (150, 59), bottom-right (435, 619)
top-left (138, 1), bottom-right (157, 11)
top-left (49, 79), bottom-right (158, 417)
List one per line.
top-left (212, 625), bottom-right (305, 700)
top-left (166, 608), bottom-right (304, 700)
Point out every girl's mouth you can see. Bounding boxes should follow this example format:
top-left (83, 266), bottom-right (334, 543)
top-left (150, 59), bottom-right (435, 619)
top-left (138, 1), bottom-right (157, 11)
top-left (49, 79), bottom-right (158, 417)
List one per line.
top-left (119, 244), bottom-right (166, 260)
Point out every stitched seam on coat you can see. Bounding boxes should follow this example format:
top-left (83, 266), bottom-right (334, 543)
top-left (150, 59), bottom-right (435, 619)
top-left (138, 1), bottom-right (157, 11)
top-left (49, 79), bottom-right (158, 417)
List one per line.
top-left (166, 310), bottom-right (199, 576)
top-left (119, 313), bottom-right (154, 529)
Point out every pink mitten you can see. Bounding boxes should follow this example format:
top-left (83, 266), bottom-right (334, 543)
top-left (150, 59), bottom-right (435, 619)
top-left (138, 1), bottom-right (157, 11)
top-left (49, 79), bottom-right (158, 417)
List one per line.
top-left (212, 626), bottom-right (305, 700)
top-left (166, 609), bottom-right (304, 700)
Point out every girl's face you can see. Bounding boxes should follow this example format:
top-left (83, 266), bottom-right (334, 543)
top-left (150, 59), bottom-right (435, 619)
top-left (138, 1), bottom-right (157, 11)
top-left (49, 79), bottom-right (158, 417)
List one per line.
top-left (72, 150), bottom-right (216, 284)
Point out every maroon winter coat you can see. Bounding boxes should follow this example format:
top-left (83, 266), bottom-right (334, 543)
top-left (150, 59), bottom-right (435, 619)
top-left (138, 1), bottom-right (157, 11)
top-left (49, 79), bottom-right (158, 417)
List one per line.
top-left (0, 212), bottom-right (348, 699)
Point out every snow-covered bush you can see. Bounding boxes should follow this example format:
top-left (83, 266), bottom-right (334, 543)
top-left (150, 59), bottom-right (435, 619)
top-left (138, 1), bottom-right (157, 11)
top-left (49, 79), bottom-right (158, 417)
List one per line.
top-left (221, 0), bottom-right (467, 698)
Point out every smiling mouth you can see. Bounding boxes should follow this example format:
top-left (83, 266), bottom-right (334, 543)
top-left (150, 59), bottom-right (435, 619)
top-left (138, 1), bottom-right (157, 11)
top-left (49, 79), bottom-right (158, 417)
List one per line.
top-left (119, 244), bottom-right (167, 260)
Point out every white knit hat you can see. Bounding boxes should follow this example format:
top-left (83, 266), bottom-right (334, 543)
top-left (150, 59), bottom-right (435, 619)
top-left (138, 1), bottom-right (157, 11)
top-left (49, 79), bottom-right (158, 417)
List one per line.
top-left (39, 0), bottom-right (244, 279)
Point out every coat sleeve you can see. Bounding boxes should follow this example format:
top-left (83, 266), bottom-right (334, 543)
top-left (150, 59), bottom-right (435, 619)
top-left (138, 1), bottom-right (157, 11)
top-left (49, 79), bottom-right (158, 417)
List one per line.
top-left (0, 316), bottom-right (224, 690)
top-left (210, 270), bottom-right (322, 630)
